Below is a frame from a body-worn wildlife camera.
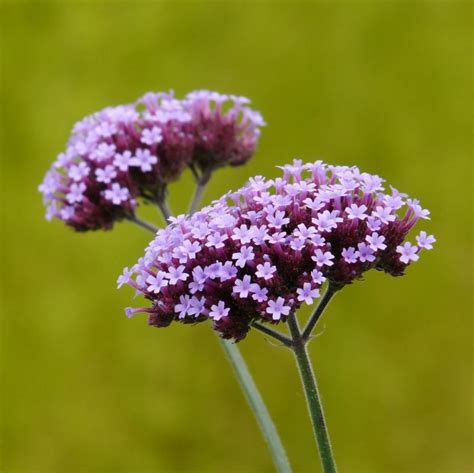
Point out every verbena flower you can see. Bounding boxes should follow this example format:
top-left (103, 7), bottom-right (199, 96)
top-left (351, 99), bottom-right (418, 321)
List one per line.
top-left (120, 160), bottom-right (435, 341)
top-left (39, 90), bottom-right (265, 231)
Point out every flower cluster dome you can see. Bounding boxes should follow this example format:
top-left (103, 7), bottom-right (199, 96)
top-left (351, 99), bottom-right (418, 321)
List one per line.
top-left (39, 90), bottom-right (265, 231)
top-left (120, 160), bottom-right (435, 341)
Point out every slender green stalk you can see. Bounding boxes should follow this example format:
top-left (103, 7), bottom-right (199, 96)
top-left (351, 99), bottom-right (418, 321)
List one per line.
top-left (302, 284), bottom-right (338, 341)
top-left (189, 168), bottom-right (212, 214)
top-left (219, 338), bottom-right (292, 473)
top-left (156, 199), bottom-right (172, 222)
top-left (127, 215), bottom-right (158, 233)
top-left (288, 314), bottom-right (337, 473)
top-left (146, 186), bottom-right (173, 223)
top-left (251, 321), bottom-right (292, 347)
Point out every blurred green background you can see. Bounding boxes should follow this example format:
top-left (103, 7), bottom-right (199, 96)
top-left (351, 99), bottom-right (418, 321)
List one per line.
top-left (1, 1), bottom-right (472, 472)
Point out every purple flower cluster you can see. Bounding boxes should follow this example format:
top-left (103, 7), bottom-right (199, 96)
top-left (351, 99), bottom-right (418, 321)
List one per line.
top-left (39, 90), bottom-right (265, 231)
top-left (120, 160), bottom-right (435, 341)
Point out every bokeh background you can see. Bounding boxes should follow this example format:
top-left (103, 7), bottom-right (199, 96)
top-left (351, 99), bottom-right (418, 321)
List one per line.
top-left (1, 2), bottom-right (472, 472)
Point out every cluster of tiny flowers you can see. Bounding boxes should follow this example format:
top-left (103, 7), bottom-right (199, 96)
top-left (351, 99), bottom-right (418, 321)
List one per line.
top-left (120, 160), bottom-right (435, 341)
top-left (39, 90), bottom-right (265, 231)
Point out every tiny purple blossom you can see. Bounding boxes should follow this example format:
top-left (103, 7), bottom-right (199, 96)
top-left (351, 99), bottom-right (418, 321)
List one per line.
top-left (113, 151), bottom-right (133, 171)
top-left (232, 225), bottom-right (252, 244)
top-left (68, 162), bottom-right (90, 181)
top-left (408, 200), bottom-right (430, 220)
top-left (104, 183), bottom-right (130, 205)
top-left (416, 231), bottom-right (436, 250)
top-left (209, 301), bottom-right (230, 321)
top-left (251, 226), bottom-right (269, 245)
top-left (91, 142), bottom-right (116, 161)
top-left (181, 240), bottom-right (202, 260)
top-left (255, 262), bottom-right (277, 280)
top-left (266, 297), bottom-right (291, 320)
top-left (233, 275), bottom-right (253, 298)
top-left (310, 234), bottom-right (326, 247)
top-left (297, 283), bottom-right (320, 305)
top-left (189, 281), bottom-right (204, 294)
top-left (205, 262), bottom-right (222, 279)
top-left (141, 126), bottom-right (163, 145)
top-left (251, 284), bottom-right (269, 302)
top-left (131, 148), bottom-right (158, 172)
top-left (366, 216), bottom-right (382, 232)
top-left (267, 210), bottom-right (290, 229)
top-left (397, 242), bottom-right (419, 264)
top-left (117, 267), bottom-right (132, 288)
top-left (384, 193), bottom-right (404, 210)
top-left (95, 165), bottom-right (117, 184)
top-left (232, 245), bottom-right (255, 268)
top-left (290, 238), bottom-right (305, 251)
top-left (294, 223), bottom-right (318, 239)
top-left (268, 231), bottom-right (287, 244)
top-left (373, 206), bottom-right (396, 225)
top-left (59, 206), bottom-right (75, 220)
top-left (345, 203), bottom-right (368, 220)
top-left (125, 307), bottom-right (143, 318)
top-left (342, 247), bottom-right (358, 264)
top-left (146, 272), bottom-right (168, 293)
top-left (206, 232), bottom-right (228, 248)
top-left (66, 182), bottom-right (86, 204)
top-left (188, 296), bottom-right (206, 317)
top-left (366, 232), bottom-right (387, 251)
top-left (312, 249), bottom-right (335, 267)
top-left (311, 269), bottom-right (326, 285)
top-left (192, 265), bottom-right (207, 284)
top-left (166, 265), bottom-right (189, 285)
top-left (357, 242), bottom-right (376, 263)
top-left (312, 210), bottom-right (343, 233)
top-left (175, 295), bottom-right (191, 318)
top-left (219, 262), bottom-right (238, 281)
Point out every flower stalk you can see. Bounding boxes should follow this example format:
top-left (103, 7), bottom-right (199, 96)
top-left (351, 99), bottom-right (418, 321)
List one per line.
top-left (249, 286), bottom-right (339, 472)
top-left (219, 338), bottom-right (292, 473)
top-left (288, 312), bottom-right (337, 473)
top-left (127, 215), bottom-right (158, 234)
top-left (189, 167), bottom-right (213, 214)
top-left (302, 283), bottom-right (339, 341)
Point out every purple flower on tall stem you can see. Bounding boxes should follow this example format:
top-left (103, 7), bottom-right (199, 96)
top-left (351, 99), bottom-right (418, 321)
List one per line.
top-left (121, 160), bottom-right (434, 342)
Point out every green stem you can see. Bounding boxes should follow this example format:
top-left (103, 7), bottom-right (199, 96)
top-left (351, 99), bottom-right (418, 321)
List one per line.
top-left (287, 314), bottom-right (337, 473)
top-left (251, 321), bottom-right (292, 347)
top-left (157, 199), bottom-right (172, 222)
top-left (302, 284), bottom-right (338, 341)
top-left (189, 168), bottom-right (212, 214)
top-left (127, 215), bottom-right (158, 233)
top-left (219, 338), bottom-right (292, 473)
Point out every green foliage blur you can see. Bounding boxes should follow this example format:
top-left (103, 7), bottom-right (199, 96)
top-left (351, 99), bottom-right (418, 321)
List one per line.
top-left (1, 2), bottom-right (472, 472)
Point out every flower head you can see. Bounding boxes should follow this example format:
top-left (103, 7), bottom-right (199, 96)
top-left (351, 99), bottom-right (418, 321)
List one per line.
top-left (121, 160), bottom-right (434, 341)
top-left (40, 90), bottom-right (265, 231)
